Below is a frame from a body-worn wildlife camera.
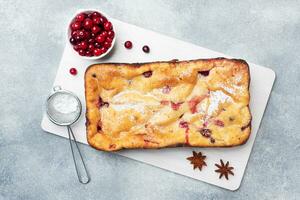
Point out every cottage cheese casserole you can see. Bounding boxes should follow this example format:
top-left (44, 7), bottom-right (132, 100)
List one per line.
top-left (85, 58), bottom-right (251, 151)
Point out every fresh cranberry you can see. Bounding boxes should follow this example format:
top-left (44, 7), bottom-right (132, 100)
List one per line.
top-left (100, 47), bottom-right (107, 53)
top-left (69, 37), bottom-right (76, 45)
top-left (103, 41), bottom-right (111, 49)
top-left (106, 37), bottom-right (113, 43)
top-left (99, 16), bottom-right (107, 24)
top-left (94, 42), bottom-right (101, 48)
top-left (93, 48), bottom-right (102, 56)
top-left (171, 102), bottom-right (183, 110)
top-left (73, 45), bottom-right (80, 51)
top-left (78, 49), bottom-right (85, 56)
top-left (95, 35), bottom-right (105, 43)
top-left (69, 68), bottom-right (77, 75)
top-left (124, 41), bottom-right (132, 49)
top-left (83, 18), bottom-right (93, 29)
top-left (85, 50), bottom-right (92, 57)
top-left (101, 31), bottom-right (108, 38)
top-left (88, 44), bottom-right (95, 51)
top-left (91, 26), bottom-right (101, 34)
top-left (70, 21), bottom-right (81, 30)
top-left (87, 13), bottom-right (93, 18)
top-left (74, 35), bottom-right (81, 41)
top-left (142, 45), bottom-right (150, 53)
top-left (107, 30), bottom-right (114, 38)
top-left (92, 11), bottom-right (101, 18)
top-left (79, 41), bottom-right (88, 50)
top-left (71, 31), bottom-right (77, 37)
top-left (143, 71), bottom-right (152, 78)
top-left (78, 30), bottom-right (86, 39)
top-left (75, 13), bottom-right (86, 22)
top-left (90, 33), bottom-right (96, 38)
top-left (103, 21), bottom-right (112, 30)
top-left (92, 17), bottom-right (101, 25)
top-left (88, 38), bottom-right (94, 43)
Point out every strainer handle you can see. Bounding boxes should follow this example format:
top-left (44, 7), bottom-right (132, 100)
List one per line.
top-left (67, 126), bottom-right (90, 184)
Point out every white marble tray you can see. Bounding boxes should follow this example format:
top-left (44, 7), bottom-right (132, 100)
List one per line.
top-left (41, 18), bottom-right (275, 190)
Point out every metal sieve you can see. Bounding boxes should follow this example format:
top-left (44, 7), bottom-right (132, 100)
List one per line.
top-left (46, 86), bottom-right (90, 184)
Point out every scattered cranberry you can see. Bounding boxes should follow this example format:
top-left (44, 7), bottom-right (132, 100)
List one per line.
top-left (142, 45), bottom-right (150, 53)
top-left (124, 41), bottom-right (132, 49)
top-left (70, 21), bottom-right (81, 30)
top-left (103, 21), bottom-right (112, 30)
top-left (75, 13), bottom-right (86, 22)
top-left (69, 68), bottom-right (77, 75)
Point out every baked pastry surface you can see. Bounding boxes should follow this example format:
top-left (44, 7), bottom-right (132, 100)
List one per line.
top-left (85, 58), bottom-right (251, 151)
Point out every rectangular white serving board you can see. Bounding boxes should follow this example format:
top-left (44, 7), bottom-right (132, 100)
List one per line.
top-left (41, 18), bottom-right (275, 190)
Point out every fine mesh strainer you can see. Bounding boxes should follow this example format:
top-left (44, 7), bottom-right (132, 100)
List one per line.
top-left (46, 86), bottom-right (90, 184)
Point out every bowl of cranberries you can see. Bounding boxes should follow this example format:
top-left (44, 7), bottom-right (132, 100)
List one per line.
top-left (68, 10), bottom-right (115, 59)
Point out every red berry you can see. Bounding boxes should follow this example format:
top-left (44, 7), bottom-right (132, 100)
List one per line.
top-left (87, 13), bottom-right (93, 18)
top-left (101, 31), bottom-right (108, 38)
top-left (100, 47), bottom-right (107, 53)
top-left (78, 49), bottom-right (85, 56)
top-left (69, 37), bottom-right (76, 45)
top-left (88, 38), bottom-right (94, 43)
top-left (92, 12), bottom-right (101, 18)
top-left (103, 41), bottom-right (111, 49)
top-left (99, 16), bottom-right (107, 24)
top-left (95, 34), bottom-right (105, 43)
top-left (69, 68), bottom-right (77, 75)
top-left (79, 41), bottom-right (88, 50)
top-left (71, 31), bottom-right (77, 37)
top-left (107, 30), bottom-right (114, 38)
top-left (75, 13), bottom-right (86, 22)
top-left (91, 26), bottom-right (101, 34)
top-left (70, 21), bottom-right (81, 31)
top-left (78, 30), bottom-right (85, 39)
top-left (85, 50), bottom-right (92, 57)
top-left (103, 21), bottom-right (112, 30)
top-left (73, 45), bottom-right (80, 51)
top-left (142, 45), bottom-right (150, 53)
top-left (106, 37), bottom-right (113, 43)
top-left (93, 48), bottom-right (102, 56)
top-left (74, 35), bottom-right (81, 41)
top-left (88, 44), bottom-right (95, 51)
top-left (92, 17), bottom-right (101, 25)
top-left (94, 42), bottom-right (101, 48)
top-left (90, 33), bottom-right (96, 38)
top-left (83, 18), bottom-right (93, 29)
top-left (124, 41), bottom-right (132, 49)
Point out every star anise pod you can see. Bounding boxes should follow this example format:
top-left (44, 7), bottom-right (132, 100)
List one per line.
top-left (215, 159), bottom-right (234, 180)
top-left (187, 151), bottom-right (207, 171)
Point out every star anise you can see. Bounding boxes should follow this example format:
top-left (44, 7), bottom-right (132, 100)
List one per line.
top-left (187, 151), bottom-right (207, 171)
top-left (215, 159), bottom-right (234, 180)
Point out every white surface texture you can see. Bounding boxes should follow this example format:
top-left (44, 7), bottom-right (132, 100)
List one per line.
top-left (41, 18), bottom-right (275, 190)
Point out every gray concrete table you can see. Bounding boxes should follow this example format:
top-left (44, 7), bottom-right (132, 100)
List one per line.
top-left (0, 1), bottom-right (299, 199)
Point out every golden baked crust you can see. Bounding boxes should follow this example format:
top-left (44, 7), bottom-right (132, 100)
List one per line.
top-left (85, 58), bottom-right (251, 151)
